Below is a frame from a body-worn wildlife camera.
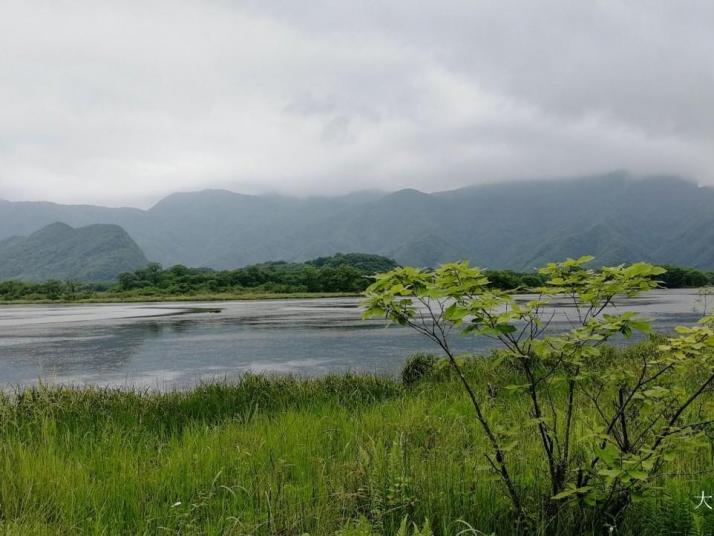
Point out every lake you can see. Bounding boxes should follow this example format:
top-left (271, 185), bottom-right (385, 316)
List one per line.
top-left (0, 290), bottom-right (708, 389)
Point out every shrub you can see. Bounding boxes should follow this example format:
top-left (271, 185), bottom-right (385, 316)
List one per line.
top-left (401, 353), bottom-right (438, 386)
top-left (364, 257), bottom-right (714, 531)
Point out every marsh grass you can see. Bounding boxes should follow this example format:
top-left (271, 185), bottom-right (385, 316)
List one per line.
top-left (0, 347), bottom-right (711, 535)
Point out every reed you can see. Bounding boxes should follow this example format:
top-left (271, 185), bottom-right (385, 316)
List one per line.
top-left (0, 347), bottom-right (711, 534)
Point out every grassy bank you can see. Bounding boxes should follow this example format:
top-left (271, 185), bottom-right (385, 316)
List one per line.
top-left (0, 345), bottom-right (712, 535)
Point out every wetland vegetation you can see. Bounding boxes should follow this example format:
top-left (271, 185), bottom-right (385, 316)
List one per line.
top-left (0, 341), bottom-right (711, 535)
top-left (0, 257), bottom-right (713, 534)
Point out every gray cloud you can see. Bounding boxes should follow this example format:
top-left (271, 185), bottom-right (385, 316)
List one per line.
top-left (0, 0), bottom-right (712, 206)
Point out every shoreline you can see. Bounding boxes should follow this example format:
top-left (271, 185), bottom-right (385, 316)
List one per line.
top-left (0, 350), bottom-right (709, 534)
top-left (1, 286), bottom-right (704, 307)
top-left (0, 291), bottom-right (360, 306)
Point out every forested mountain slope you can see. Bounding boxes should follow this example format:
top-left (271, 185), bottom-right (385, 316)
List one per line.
top-left (1, 172), bottom-right (712, 269)
top-left (0, 223), bottom-right (148, 281)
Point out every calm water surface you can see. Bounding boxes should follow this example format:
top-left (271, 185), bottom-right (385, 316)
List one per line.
top-left (0, 290), bottom-right (707, 389)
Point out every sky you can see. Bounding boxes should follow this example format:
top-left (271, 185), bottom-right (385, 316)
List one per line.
top-left (1, 1), bottom-right (713, 207)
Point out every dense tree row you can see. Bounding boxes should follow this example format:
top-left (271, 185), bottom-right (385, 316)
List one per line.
top-left (486, 265), bottom-right (714, 291)
top-left (0, 279), bottom-right (108, 301)
top-left (1, 255), bottom-right (712, 301)
top-left (657, 264), bottom-right (714, 288)
top-left (0, 253), bottom-right (399, 300)
top-left (116, 253), bottom-right (399, 295)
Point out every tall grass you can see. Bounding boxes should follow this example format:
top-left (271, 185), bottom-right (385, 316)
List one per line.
top-left (0, 348), bottom-right (711, 535)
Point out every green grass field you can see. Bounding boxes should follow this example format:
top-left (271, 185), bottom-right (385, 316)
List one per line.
top-left (0, 345), bottom-right (711, 535)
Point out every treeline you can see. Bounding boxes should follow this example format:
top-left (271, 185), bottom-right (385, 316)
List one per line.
top-left (1, 257), bottom-right (712, 301)
top-left (0, 253), bottom-right (399, 301)
top-left (490, 264), bottom-right (714, 290)
top-left (485, 265), bottom-right (714, 290)
top-left (116, 253), bottom-right (399, 295)
top-left (0, 279), bottom-right (109, 302)
top-left (657, 264), bottom-right (714, 288)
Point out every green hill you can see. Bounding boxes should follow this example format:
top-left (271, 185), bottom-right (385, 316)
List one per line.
top-left (0, 222), bottom-right (148, 281)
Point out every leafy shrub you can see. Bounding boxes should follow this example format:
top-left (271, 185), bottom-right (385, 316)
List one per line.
top-left (401, 353), bottom-right (438, 386)
top-left (365, 257), bottom-right (714, 531)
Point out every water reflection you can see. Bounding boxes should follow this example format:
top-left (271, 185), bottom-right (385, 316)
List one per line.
top-left (0, 290), bottom-right (707, 390)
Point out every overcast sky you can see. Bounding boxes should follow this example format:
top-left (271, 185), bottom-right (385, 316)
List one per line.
top-left (1, 1), bottom-right (713, 207)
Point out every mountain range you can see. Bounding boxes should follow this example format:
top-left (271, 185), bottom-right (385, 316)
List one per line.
top-left (1, 171), bottom-right (713, 276)
top-left (0, 223), bottom-right (148, 281)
